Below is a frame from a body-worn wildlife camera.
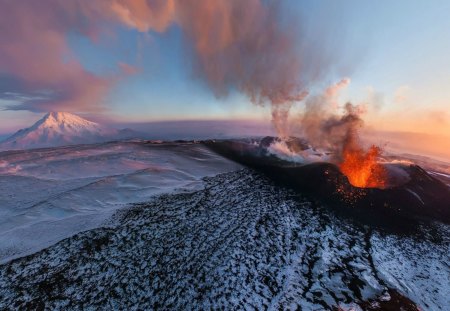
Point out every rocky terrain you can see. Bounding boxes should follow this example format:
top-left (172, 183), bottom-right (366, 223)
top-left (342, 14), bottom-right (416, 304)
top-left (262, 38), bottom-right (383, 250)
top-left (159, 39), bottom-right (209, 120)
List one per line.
top-left (204, 138), bottom-right (450, 225)
top-left (0, 169), bottom-right (448, 310)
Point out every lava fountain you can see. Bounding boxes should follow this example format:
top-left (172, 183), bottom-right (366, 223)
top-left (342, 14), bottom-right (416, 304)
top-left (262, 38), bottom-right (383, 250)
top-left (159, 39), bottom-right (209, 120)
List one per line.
top-left (321, 103), bottom-right (388, 189)
top-left (339, 143), bottom-right (387, 189)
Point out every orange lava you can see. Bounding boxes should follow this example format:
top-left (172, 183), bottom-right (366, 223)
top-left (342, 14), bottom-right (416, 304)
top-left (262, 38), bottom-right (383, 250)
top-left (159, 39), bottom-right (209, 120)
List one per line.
top-left (340, 144), bottom-right (387, 188)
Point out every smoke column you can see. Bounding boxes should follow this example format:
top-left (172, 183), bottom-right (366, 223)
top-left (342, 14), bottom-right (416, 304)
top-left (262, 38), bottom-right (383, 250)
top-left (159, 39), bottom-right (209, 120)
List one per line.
top-left (110, 0), bottom-right (333, 135)
top-left (0, 0), bottom-right (332, 134)
top-left (291, 79), bottom-right (387, 188)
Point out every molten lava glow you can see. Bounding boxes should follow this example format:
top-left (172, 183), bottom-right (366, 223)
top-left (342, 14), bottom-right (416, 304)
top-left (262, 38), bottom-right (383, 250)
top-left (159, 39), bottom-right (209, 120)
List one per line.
top-left (340, 145), bottom-right (387, 188)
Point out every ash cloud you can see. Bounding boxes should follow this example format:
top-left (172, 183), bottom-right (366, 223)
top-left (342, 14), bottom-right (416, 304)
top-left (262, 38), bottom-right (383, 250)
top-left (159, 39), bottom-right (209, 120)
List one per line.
top-left (292, 79), bottom-right (356, 151)
top-left (0, 0), bottom-right (338, 125)
top-left (320, 103), bottom-right (366, 162)
top-left (290, 78), bottom-right (379, 163)
top-left (288, 80), bottom-right (388, 188)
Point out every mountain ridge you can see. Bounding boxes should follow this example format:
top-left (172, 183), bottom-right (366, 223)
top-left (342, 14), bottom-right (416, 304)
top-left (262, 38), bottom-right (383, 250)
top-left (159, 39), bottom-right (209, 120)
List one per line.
top-left (0, 112), bottom-right (138, 151)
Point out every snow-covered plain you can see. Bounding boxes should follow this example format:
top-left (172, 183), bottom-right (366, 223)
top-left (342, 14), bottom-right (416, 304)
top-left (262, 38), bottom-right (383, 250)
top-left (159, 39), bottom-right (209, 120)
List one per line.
top-left (0, 141), bottom-right (241, 262)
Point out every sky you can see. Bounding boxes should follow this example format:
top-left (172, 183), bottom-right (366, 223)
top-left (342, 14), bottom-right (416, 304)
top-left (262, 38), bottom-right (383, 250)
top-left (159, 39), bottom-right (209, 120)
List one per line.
top-left (0, 0), bottom-right (449, 141)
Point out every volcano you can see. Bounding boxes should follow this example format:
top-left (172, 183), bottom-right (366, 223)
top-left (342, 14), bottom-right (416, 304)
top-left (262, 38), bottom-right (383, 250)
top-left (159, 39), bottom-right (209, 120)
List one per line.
top-left (204, 137), bottom-right (450, 226)
top-left (0, 112), bottom-right (137, 151)
top-left (0, 140), bottom-right (447, 310)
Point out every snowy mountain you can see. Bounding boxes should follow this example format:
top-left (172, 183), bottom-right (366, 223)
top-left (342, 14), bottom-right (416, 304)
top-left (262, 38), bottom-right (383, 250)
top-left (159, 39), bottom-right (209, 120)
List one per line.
top-left (0, 112), bottom-right (137, 151)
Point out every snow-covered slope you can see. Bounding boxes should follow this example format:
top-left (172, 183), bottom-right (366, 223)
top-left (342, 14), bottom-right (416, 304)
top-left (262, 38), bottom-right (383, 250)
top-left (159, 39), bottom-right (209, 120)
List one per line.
top-left (0, 169), bottom-right (447, 310)
top-left (0, 140), bottom-right (448, 309)
top-left (0, 112), bottom-right (129, 150)
top-left (0, 141), bottom-right (242, 262)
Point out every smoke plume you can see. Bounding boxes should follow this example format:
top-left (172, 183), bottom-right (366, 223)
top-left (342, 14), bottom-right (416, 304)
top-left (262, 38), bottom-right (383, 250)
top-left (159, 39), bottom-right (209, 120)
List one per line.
top-left (321, 103), bottom-right (365, 160)
top-left (292, 78), bottom-right (352, 150)
top-left (0, 0), bottom-right (330, 129)
top-left (292, 78), bottom-right (373, 160)
top-left (290, 79), bottom-right (386, 188)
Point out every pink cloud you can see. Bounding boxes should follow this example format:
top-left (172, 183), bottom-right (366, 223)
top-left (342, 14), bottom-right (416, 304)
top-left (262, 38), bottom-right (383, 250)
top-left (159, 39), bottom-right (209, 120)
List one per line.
top-left (0, 1), bottom-right (119, 112)
top-left (1, 0), bottom-right (332, 128)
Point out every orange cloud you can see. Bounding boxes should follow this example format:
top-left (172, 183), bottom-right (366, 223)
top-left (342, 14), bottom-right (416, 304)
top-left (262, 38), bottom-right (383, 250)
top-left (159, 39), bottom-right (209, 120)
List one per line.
top-left (110, 0), bottom-right (176, 32)
top-left (428, 110), bottom-right (449, 125)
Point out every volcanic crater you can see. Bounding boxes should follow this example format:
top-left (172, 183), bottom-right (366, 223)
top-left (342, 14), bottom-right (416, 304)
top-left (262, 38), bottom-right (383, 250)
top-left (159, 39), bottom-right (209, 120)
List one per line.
top-left (204, 137), bottom-right (450, 227)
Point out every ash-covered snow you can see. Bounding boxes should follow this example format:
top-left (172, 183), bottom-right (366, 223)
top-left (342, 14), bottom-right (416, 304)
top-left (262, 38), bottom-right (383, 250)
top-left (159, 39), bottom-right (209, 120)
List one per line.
top-left (371, 227), bottom-right (450, 310)
top-left (0, 169), bottom-right (448, 310)
top-left (0, 141), bottom-right (241, 262)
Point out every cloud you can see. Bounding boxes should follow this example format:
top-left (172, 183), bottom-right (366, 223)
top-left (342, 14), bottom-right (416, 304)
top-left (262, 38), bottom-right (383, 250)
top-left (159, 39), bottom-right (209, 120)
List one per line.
top-left (0, 1), bottom-right (121, 112)
top-left (110, 0), bottom-right (176, 32)
top-left (363, 86), bottom-right (384, 111)
top-left (393, 85), bottom-right (411, 104)
top-left (324, 78), bottom-right (351, 108)
top-left (428, 110), bottom-right (449, 125)
top-left (0, 0), bottom-right (338, 123)
top-left (118, 62), bottom-right (140, 76)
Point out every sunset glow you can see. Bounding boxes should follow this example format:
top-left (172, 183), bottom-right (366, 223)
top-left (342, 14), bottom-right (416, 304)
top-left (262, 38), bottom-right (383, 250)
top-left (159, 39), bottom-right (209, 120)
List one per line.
top-left (1, 2), bottom-right (449, 309)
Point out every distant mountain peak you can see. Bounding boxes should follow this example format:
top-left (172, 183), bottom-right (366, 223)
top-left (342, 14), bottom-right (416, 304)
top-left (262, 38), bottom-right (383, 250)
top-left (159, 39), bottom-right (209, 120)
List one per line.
top-left (0, 112), bottom-right (137, 151)
top-left (46, 111), bottom-right (75, 118)
top-left (32, 111), bottom-right (103, 132)
top-left (43, 111), bottom-right (92, 123)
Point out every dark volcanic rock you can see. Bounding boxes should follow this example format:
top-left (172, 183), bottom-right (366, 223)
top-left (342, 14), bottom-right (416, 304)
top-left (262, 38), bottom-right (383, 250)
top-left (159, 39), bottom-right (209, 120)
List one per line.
top-left (1, 170), bottom-right (447, 310)
top-left (204, 140), bottom-right (450, 225)
top-left (353, 289), bottom-right (422, 311)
